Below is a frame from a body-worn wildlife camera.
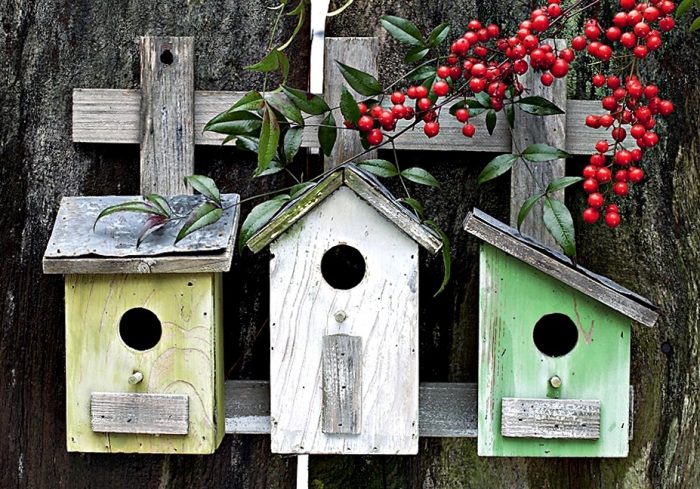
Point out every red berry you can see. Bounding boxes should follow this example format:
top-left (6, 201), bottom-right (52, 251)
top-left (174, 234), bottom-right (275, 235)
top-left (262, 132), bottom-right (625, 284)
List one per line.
top-left (370, 105), bottom-right (383, 118)
top-left (590, 153), bottom-right (607, 166)
top-left (644, 6), bottom-right (660, 22)
top-left (583, 165), bottom-right (598, 178)
top-left (378, 110), bottom-right (395, 130)
top-left (551, 59), bottom-right (569, 78)
top-left (417, 97), bottom-right (432, 112)
top-left (588, 192), bottom-right (605, 208)
top-left (607, 75), bottom-right (621, 89)
top-left (584, 22), bottom-right (601, 40)
top-left (596, 167), bottom-right (612, 183)
top-left (606, 26), bottom-right (622, 42)
top-left (647, 36), bottom-right (662, 50)
top-left (620, 32), bottom-right (637, 49)
top-left (613, 12), bottom-right (629, 28)
top-left (560, 48), bottom-right (575, 62)
top-left (391, 104), bottom-right (407, 119)
top-left (615, 169), bottom-right (629, 182)
top-left (595, 140), bottom-right (609, 153)
top-left (583, 178), bottom-right (599, 193)
top-left (592, 74), bottom-right (606, 87)
top-left (548, 3), bottom-right (562, 17)
top-left (615, 149), bottom-right (633, 165)
top-left (407, 86), bottom-right (418, 99)
top-left (358, 102), bottom-right (368, 115)
top-left (612, 127), bottom-right (627, 142)
top-left (597, 44), bottom-right (613, 61)
top-left (606, 204), bottom-right (620, 214)
top-left (583, 207), bottom-right (600, 224)
top-left (424, 121), bottom-right (440, 138)
top-left (659, 16), bottom-right (675, 32)
top-left (455, 108), bottom-right (469, 123)
top-left (357, 115), bottom-right (374, 132)
top-left (433, 80), bottom-right (449, 97)
top-left (631, 124), bottom-right (646, 139)
top-left (620, 0), bottom-right (636, 10)
top-left (541, 72), bottom-right (554, 86)
top-left (643, 131), bottom-right (659, 147)
top-left (367, 128), bottom-right (383, 146)
top-left (462, 123), bottom-right (476, 138)
top-left (613, 181), bottom-right (629, 196)
top-left (659, 100), bottom-right (674, 117)
top-left (390, 91), bottom-right (405, 105)
top-left (571, 36), bottom-right (588, 51)
top-left (634, 22), bottom-right (650, 38)
top-left (436, 66), bottom-right (451, 79)
top-left (634, 45), bottom-right (649, 59)
top-left (585, 115), bottom-right (601, 128)
top-left (629, 167), bottom-right (644, 183)
top-left (605, 211), bottom-right (621, 228)
top-left (469, 77), bottom-right (486, 93)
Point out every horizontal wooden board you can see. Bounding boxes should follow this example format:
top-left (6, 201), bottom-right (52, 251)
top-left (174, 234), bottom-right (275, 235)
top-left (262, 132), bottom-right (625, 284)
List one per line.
top-left (91, 392), bottom-right (189, 435)
top-left (501, 397), bottom-right (601, 439)
top-left (72, 89), bottom-right (622, 155)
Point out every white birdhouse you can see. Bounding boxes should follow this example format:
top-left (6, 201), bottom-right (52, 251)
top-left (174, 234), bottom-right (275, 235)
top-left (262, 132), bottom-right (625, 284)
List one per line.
top-left (247, 164), bottom-right (442, 455)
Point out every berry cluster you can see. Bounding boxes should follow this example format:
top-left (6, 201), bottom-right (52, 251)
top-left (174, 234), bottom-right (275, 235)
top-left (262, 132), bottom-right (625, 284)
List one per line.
top-left (345, 95), bottom-right (417, 146)
top-left (573, 0), bottom-right (676, 228)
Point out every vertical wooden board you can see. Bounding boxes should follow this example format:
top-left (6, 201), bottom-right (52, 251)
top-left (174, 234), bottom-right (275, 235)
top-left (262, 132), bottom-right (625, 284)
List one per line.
top-left (269, 187), bottom-right (419, 454)
top-left (322, 334), bottom-right (362, 434)
top-left (213, 272), bottom-right (225, 448)
top-left (478, 244), bottom-right (631, 457)
top-left (65, 273), bottom-right (221, 454)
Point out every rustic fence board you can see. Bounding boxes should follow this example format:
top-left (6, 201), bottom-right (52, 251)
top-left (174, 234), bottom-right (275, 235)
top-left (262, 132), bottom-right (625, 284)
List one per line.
top-left (501, 397), bottom-right (601, 439)
top-left (91, 392), bottom-right (189, 435)
top-left (321, 334), bottom-right (362, 434)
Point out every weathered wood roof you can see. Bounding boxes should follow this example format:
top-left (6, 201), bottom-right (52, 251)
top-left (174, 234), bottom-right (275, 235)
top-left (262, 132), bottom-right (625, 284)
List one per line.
top-left (43, 194), bottom-right (240, 274)
top-left (246, 164), bottom-right (443, 254)
top-left (464, 209), bottom-right (658, 327)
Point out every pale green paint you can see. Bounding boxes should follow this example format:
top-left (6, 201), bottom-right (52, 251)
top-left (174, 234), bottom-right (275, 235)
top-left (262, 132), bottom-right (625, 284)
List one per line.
top-left (65, 273), bottom-right (224, 454)
top-left (478, 244), bottom-right (631, 457)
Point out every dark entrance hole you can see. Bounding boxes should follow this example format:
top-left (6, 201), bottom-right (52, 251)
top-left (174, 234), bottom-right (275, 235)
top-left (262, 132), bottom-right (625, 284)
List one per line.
top-left (321, 244), bottom-right (366, 290)
top-left (533, 313), bottom-right (578, 357)
top-left (160, 49), bottom-right (174, 65)
top-left (119, 307), bottom-right (162, 351)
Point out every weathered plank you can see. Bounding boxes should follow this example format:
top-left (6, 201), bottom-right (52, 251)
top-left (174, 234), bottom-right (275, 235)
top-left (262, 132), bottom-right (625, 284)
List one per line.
top-left (224, 381), bottom-right (271, 434)
top-left (511, 39), bottom-right (567, 246)
top-left (322, 334), bottom-right (362, 434)
top-left (501, 398), bottom-right (601, 439)
top-left (139, 37), bottom-right (194, 195)
top-left (91, 392), bottom-right (189, 435)
top-left (309, 0), bottom-right (331, 94)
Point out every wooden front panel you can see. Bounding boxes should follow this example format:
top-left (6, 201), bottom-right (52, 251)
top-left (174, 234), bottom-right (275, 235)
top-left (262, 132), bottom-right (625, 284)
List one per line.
top-left (91, 392), bottom-right (189, 435)
top-left (501, 398), bottom-right (600, 439)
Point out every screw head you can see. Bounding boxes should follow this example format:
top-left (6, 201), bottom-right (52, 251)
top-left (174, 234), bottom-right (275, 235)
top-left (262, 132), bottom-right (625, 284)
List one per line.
top-left (334, 310), bottom-right (347, 323)
top-left (128, 371), bottom-right (144, 385)
top-left (549, 375), bottom-right (562, 389)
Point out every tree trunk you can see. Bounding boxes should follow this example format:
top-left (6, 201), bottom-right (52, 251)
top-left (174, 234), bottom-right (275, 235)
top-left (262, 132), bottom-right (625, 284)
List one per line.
top-left (1, 1), bottom-right (698, 488)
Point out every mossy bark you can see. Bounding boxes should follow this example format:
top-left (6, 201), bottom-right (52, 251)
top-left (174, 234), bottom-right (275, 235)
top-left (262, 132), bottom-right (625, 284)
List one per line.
top-left (1, 0), bottom-right (698, 487)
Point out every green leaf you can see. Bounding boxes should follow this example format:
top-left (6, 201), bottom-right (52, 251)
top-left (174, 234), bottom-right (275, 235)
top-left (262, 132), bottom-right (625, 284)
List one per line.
top-left (255, 159), bottom-right (285, 178)
top-left (521, 143), bottom-right (571, 162)
top-left (691, 15), bottom-right (700, 31)
top-left (235, 136), bottom-right (259, 153)
top-left (278, 2), bottom-right (305, 50)
top-left (137, 215), bottom-right (167, 248)
top-left (145, 194), bottom-right (172, 217)
top-left (266, 92), bottom-right (304, 126)
top-left (93, 201), bottom-right (163, 230)
top-left (546, 176), bottom-right (584, 194)
top-left (516, 96), bottom-right (565, 116)
top-left (475, 91), bottom-right (492, 108)
top-left (204, 110), bottom-right (262, 136)
top-left (677, 0), bottom-right (693, 18)
top-left (245, 49), bottom-right (281, 72)
top-left (404, 46), bottom-right (430, 63)
top-left (357, 159), bottom-right (399, 177)
top-left (175, 202), bottom-right (224, 243)
top-left (318, 112), bottom-right (337, 157)
top-left (340, 86), bottom-right (362, 125)
top-left (185, 175), bottom-right (221, 204)
top-left (257, 103), bottom-right (281, 176)
top-left (517, 194), bottom-right (543, 229)
top-left (425, 220), bottom-right (451, 296)
top-left (277, 50), bottom-right (290, 84)
top-left (399, 197), bottom-right (424, 220)
top-left (239, 195), bottom-right (291, 253)
top-left (229, 90), bottom-right (265, 113)
top-left (505, 103), bottom-right (515, 129)
top-left (477, 153), bottom-right (518, 185)
top-left (407, 65), bottom-right (436, 82)
top-left (290, 182), bottom-right (316, 198)
top-left (401, 167), bottom-right (440, 187)
top-left (335, 61), bottom-right (383, 96)
top-left (283, 126), bottom-right (303, 163)
top-left (486, 110), bottom-right (497, 135)
top-left (380, 15), bottom-right (425, 46)
top-left (281, 86), bottom-right (331, 115)
top-left (427, 22), bottom-right (450, 47)
top-left (542, 197), bottom-right (576, 257)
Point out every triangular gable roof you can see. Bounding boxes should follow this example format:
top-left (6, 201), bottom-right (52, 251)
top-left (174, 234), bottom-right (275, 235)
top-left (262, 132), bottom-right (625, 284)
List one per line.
top-left (247, 164), bottom-right (443, 254)
top-left (464, 208), bottom-right (658, 327)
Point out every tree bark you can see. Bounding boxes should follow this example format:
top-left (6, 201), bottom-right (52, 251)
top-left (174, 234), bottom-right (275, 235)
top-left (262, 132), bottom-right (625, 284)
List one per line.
top-left (1, 1), bottom-right (698, 488)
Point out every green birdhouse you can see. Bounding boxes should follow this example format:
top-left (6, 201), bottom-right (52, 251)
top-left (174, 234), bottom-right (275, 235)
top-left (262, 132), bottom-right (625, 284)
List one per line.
top-left (464, 209), bottom-right (658, 458)
top-left (43, 194), bottom-right (240, 454)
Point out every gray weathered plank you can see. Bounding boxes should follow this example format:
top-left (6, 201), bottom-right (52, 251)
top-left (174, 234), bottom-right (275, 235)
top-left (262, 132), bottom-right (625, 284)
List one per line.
top-left (91, 392), bottom-right (189, 435)
top-left (501, 397), bottom-right (601, 439)
top-left (139, 37), bottom-right (194, 195)
top-left (511, 39), bottom-right (567, 246)
top-left (321, 334), bottom-right (362, 434)
top-left (224, 381), bottom-right (271, 435)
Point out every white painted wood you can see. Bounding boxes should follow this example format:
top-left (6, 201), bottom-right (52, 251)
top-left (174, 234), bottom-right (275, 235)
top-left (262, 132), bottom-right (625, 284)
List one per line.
top-left (296, 454), bottom-right (309, 489)
top-left (91, 392), bottom-right (189, 435)
top-left (309, 0), bottom-right (330, 94)
top-left (322, 334), bottom-right (362, 434)
top-left (269, 187), bottom-right (419, 454)
top-left (501, 397), bottom-right (601, 439)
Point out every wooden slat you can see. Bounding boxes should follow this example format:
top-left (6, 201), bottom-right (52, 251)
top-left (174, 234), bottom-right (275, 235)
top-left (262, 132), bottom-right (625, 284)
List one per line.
top-left (72, 88), bottom-right (621, 155)
top-left (511, 39), bottom-right (567, 246)
top-left (224, 381), bottom-right (271, 434)
top-left (91, 392), bottom-right (189, 435)
top-left (309, 0), bottom-right (331, 94)
top-left (139, 37), bottom-right (195, 195)
top-left (501, 397), bottom-right (601, 439)
top-left (321, 334), bottom-right (362, 434)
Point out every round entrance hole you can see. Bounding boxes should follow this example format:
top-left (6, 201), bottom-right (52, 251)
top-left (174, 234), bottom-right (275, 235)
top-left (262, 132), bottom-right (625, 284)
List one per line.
top-left (321, 244), bottom-right (366, 290)
top-left (119, 307), bottom-right (162, 351)
top-left (532, 313), bottom-right (578, 357)
top-left (160, 49), bottom-right (174, 65)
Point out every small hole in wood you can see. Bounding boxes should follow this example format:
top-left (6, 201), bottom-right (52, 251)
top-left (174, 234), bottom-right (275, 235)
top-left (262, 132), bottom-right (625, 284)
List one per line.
top-left (321, 244), bottom-right (365, 290)
top-left (160, 49), bottom-right (174, 64)
top-left (119, 307), bottom-right (162, 351)
top-left (533, 313), bottom-right (578, 357)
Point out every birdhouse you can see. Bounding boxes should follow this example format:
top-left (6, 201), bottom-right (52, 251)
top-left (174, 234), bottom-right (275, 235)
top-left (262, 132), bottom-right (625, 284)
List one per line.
top-left (43, 194), bottom-right (240, 454)
top-left (246, 164), bottom-right (442, 455)
top-left (464, 209), bottom-right (658, 457)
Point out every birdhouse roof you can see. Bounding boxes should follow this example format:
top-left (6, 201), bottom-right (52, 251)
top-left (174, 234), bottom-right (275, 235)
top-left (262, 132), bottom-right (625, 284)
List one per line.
top-left (464, 208), bottom-right (658, 327)
top-left (246, 164), bottom-right (443, 254)
top-left (43, 194), bottom-right (240, 274)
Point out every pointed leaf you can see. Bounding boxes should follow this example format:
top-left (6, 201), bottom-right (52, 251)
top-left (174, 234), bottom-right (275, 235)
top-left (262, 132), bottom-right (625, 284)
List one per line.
top-left (145, 194), bottom-right (172, 217)
top-left (93, 201), bottom-right (163, 230)
top-left (517, 193), bottom-right (543, 229)
top-left (185, 175), bottom-right (221, 204)
top-left (266, 92), bottom-right (304, 126)
top-left (407, 65), bottom-right (436, 82)
top-left (516, 96), bottom-right (565, 116)
top-left (358, 159), bottom-right (399, 177)
top-left (255, 158), bottom-right (285, 177)
top-left (475, 91), bottom-right (492, 108)
top-left (546, 176), bottom-right (584, 194)
top-left (244, 49), bottom-right (280, 72)
top-left (281, 86), bottom-right (331, 115)
top-left (543, 197), bottom-right (576, 257)
top-left (425, 219), bottom-right (451, 296)
top-left (335, 61), bottom-right (383, 96)
top-left (204, 110), bottom-right (262, 136)
top-left (691, 16), bottom-right (700, 31)
top-left (427, 22), bottom-right (450, 47)
top-left (399, 197), bottom-right (425, 220)
top-left (380, 15), bottom-right (425, 46)
top-left (290, 182), bottom-right (316, 198)
top-left (235, 136), bottom-right (259, 153)
top-left (401, 167), bottom-right (440, 187)
top-left (318, 112), bottom-right (337, 157)
top-left (276, 48), bottom-right (290, 83)
top-left (257, 103), bottom-right (281, 175)
top-left (283, 127), bottom-right (303, 163)
top-left (278, 2), bottom-right (306, 50)
top-left (677, 0), bottom-right (693, 17)
top-left (477, 154), bottom-right (518, 185)
top-left (137, 215), bottom-right (168, 248)
top-left (239, 195), bottom-right (291, 252)
top-left (340, 86), bottom-right (362, 125)
top-left (229, 90), bottom-right (264, 112)
top-left (522, 143), bottom-right (571, 162)
top-left (505, 103), bottom-right (515, 129)
top-left (486, 110), bottom-right (497, 135)
top-left (175, 202), bottom-right (223, 243)
top-left (404, 46), bottom-right (430, 63)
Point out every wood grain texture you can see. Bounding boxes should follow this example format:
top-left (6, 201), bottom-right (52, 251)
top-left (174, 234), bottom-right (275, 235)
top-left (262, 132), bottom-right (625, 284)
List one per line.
top-left (91, 392), bottom-right (189, 435)
top-left (139, 37), bottom-right (194, 195)
top-left (511, 39), bottom-right (567, 246)
top-left (322, 334), bottom-right (362, 434)
top-left (501, 398), bottom-right (601, 439)
top-left (269, 187), bottom-right (419, 454)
